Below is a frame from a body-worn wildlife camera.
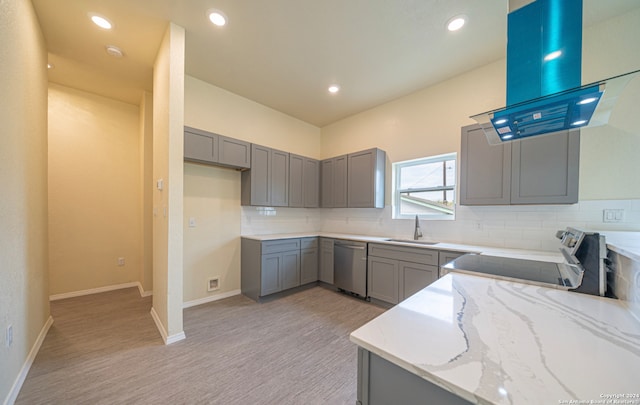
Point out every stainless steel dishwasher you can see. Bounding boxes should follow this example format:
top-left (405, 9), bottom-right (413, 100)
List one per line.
top-left (333, 240), bottom-right (368, 298)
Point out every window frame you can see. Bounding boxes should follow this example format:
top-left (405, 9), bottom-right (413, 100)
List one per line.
top-left (392, 152), bottom-right (457, 220)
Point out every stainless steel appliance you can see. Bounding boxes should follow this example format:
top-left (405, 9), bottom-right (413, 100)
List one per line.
top-left (441, 227), bottom-right (609, 297)
top-left (334, 240), bottom-right (367, 297)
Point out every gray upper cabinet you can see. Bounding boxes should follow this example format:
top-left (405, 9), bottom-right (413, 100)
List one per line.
top-left (184, 126), bottom-right (250, 170)
top-left (460, 124), bottom-right (579, 205)
top-left (184, 126), bottom-right (219, 164)
top-left (241, 144), bottom-right (289, 206)
top-left (459, 125), bottom-right (511, 205)
top-left (321, 155), bottom-right (348, 208)
top-left (289, 154), bottom-right (320, 208)
top-left (271, 149), bottom-right (289, 206)
top-left (510, 131), bottom-right (579, 204)
top-left (303, 158), bottom-right (320, 208)
top-left (321, 148), bottom-right (386, 209)
top-left (347, 148), bottom-right (386, 208)
top-left (218, 135), bottom-right (251, 168)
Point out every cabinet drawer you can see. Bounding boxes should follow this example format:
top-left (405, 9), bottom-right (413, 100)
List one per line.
top-left (301, 237), bottom-right (318, 249)
top-left (438, 250), bottom-right (468, 267)
top-left (262, 239), bottom-right (300, 254)
top-left (368, 243), bottom-right (438, 266)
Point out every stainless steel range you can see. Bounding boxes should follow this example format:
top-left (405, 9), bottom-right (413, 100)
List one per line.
top-left (441, 227), bottom-right (609, 297)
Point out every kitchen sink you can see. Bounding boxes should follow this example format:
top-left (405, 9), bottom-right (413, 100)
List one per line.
top-left (385, 239), bottom-right (439, 245)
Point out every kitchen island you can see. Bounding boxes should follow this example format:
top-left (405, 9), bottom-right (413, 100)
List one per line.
top-left (350, 273), bottom-right (640, 405)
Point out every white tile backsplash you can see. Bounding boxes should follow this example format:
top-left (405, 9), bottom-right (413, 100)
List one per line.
top-left (241, 199), bottom-right (640, 252)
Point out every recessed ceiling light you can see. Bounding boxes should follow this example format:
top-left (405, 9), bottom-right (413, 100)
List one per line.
top-left (577, 97), bottom-right (598, 105)
top-left (105, 45), bottom-right (124, 58)
top-left (328, 85), bottom-right (340, 94)
top-left (544, 50), bottom-right (562, 61)
top-left (207, 9), bottom-right (227, 26)
top-left (502, 134), bottom-right (514, 140)
top-left (494, 118), bottom-right (508, 125)
top-left (89, 13), bottom-right (113, 30)
top-left (446, 15), bottom-right (466, 32)
top-left (571, 120), bottom-right (587, 126)
top-left (47, 63), bottom-right (54, 69)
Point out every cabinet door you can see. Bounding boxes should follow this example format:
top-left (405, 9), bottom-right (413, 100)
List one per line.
top-left (459, 124), bottom-right (512, 205)
top-left (261, 253), bottom-right (282, 295)
top-left (249, 144), bottom-right (271, 206)
top-left (438, 251), bottom-right (467, 267)
top-left (368, 257), bottom-right (399, 304)
top-left (289, 154), bottom-right (304, 208)
top-left (271, 149), bottom-right (290, 207)
top-left (304, 158), bottom-right (320, 208)
top-left (333, 155), bottom-right (348, 208)
top-left (319, 238), bottom-right (334, 284)
top-left (399, 261), bottom-right (437, 301)
top-left (300, 248), bottom-right (319, 285)
top-left (218, 135), bottom-right (250, 168)
top-left (184, 128), bottom-right (218, 163)
top-left (321, 159), bottom-right (334, 207)
top-left (511, 130), bottom-right (579, 204)
top-left (281, 250), bottom-right (300, 290)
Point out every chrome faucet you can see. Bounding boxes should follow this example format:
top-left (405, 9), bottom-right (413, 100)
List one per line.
top-left (413, 215), bottom-right (423, 240)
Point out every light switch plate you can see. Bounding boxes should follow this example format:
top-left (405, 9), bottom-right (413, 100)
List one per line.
top-left (603, 209), bottom-right (624, 223)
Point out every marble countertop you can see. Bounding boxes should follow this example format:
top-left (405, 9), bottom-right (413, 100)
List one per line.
top-left (598, 231), bottom-right (640, 262)
top-left (350, 273), bottom-right (640, 405)
top-left (241, 232), bottom-right (565, 263)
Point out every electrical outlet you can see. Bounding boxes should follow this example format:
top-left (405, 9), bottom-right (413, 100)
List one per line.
top-left (189, 217), bottom-right (196, 228)
top-left (208, 277), bottom-right (220, 292)
top-left (6, 325), bottom-right (13, 348)
top-left (117, 257), bottom-right (125, 266)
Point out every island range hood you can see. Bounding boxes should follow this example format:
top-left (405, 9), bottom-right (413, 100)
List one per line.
top-left (471, 0), bottom-right (640, 145)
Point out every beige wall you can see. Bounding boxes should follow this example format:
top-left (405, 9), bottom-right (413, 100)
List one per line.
top-left (152, 23), bottom-right (185, 342)
top-left (0, 0), bottom-right (49, 401)
top-left (321, 8), bottom-right (640, 202)
top-left (48, 84), bottom-right (142, 295)
top-left (182, 75), bottom-right (322, 304)
top-left (185, 76), bottom-right (321, 158)
top-left (139, 91), bottom-right (154, 294)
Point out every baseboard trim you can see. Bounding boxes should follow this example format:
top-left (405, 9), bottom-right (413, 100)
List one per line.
top-left (149, 307), bottom-right (185, 345)
top-left (182, 289), bottom-right (241, 309)
top-left (50, 282), bottom-right (152, 301)
top-left (3, 316), bottom-right (54, 405)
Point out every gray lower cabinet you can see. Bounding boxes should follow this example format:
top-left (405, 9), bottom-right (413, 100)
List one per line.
top-left (241, 238), bottom-right (301, 300)
top-left (319, 238), bottom-right (334, 284)
top-left (347, 148), bottom-right (386, 208)
top-left (399, 261), bottom-right (437, 301)
top-left (289, 154), bottom-right (320, 208)
top-left (321, 155), bottom-right (348, 208)
top-left (184, 126), bottom-right (250, 169)
top-left (367, 243), bottom-right (439, 304)
top-left (300, 237), bottom-right (319, 285)
top-left (438, 250), bottom-right (468, 278)
top-left (357, 348), bottom-right (472, 405)
top-left (460, 124), bottom-right (579, 205)
top-left (368, 256), bottom-right (399, 304)
top-left (241, 144), bottom-right (289, 206)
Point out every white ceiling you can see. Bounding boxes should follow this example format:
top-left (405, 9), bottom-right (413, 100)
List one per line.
top-left (33, 0), bottom-right (640, 127)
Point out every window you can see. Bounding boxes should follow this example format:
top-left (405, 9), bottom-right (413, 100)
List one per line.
top-left (393, 153), bottom-right (456, 219)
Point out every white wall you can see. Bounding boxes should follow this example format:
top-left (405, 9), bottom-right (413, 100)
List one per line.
top-left (48, 84), bottom-right (142, 296)
top-left (183, 75), bottom-right (322, 304)
top-left (0, 0), bottom-right (50, 402)
top-left (152, 22), bottom-right (185, 343)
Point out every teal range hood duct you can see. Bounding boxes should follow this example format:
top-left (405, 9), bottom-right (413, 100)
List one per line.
top-left (471, 0), bottom-right (640, 144)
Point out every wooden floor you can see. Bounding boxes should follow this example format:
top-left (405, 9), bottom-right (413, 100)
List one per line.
top-left (16, 286), bottom-right (385, 404)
